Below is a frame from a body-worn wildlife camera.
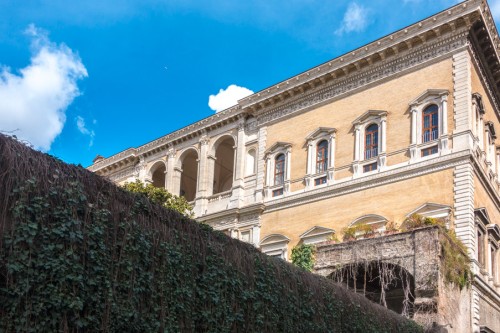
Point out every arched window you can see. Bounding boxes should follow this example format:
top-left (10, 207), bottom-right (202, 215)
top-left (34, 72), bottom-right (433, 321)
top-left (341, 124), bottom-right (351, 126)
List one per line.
top-left (274, 154), bottom-right (285, 185)
top-left (316, 140), bottom-right (328, 173)
top-left (422, 104), bottom-right (439, 143)
top-left (365, 124), bottom-right (378, 159)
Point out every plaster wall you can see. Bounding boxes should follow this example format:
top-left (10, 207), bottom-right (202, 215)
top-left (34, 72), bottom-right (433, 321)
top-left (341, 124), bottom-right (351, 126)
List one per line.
top-left (261, 168), bottom-right (455, 252)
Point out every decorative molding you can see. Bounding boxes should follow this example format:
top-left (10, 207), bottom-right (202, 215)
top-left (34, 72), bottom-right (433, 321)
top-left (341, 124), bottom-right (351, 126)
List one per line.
top-left (256, 30), bottom-right (469, 127)
top-left (453, 163), bottom-right (476, 254)
top-left (240, 0), bottom-right (481, 109)
top-left (265, 150), bottom-right (470, 213)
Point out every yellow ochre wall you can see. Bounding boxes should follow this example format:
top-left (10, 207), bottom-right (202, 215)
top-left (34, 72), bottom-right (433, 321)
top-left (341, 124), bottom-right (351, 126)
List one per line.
top-left (265, 58), bottom-right (455, 187)
top-left (261, 168), bottom-right (455, 255)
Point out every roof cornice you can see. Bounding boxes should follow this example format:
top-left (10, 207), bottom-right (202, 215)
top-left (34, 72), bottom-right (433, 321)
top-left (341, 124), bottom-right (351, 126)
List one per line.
top-left (239, 0), bottom-right (484, 113)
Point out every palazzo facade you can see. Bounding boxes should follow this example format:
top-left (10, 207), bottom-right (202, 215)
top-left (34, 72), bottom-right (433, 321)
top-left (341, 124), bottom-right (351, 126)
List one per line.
top-left (90, 0), bottom-right (500, 331)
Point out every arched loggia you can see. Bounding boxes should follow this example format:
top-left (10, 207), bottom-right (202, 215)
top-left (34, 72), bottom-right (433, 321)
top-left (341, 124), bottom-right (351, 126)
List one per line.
top-left (212, 136), bottom-right (235, 195)
top-left (178, 149), bottom-right (199, 202)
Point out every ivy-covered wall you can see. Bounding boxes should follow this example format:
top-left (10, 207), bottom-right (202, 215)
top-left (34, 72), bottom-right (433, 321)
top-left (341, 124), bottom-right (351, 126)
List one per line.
top-left (0, 134), bottom-right (422, 332)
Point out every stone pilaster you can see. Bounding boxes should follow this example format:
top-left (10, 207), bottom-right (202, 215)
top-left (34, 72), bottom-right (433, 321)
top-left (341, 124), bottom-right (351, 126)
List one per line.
top-left (452, 49), bottom-right (474, 152)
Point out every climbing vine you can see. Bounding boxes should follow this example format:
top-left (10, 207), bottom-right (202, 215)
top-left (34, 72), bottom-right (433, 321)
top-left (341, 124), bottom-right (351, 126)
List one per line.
top-left (0, 134), bottom-right (423, 332)
top-left (291, 244), bottom-right (315, 271)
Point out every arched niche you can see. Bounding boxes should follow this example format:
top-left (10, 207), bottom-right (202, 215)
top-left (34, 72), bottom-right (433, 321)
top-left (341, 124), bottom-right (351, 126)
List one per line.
top-left (211, 135), bottom-right (235, 195)
top-left (148, 160), bottom-right (166, 189)
top-left (245, 148), bottom-right (256, 176)
top-left (178, 148), bottom-right (199, 202)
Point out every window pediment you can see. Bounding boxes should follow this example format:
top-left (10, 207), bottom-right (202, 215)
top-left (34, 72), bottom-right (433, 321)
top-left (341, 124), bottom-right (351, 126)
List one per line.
top-left (300, 226), bottom-right (335, 239)
top-left (352, 110), bottom-right (387, 126)
top-left (264, 142), bottom-right (292, 157)
top-left (350, 214), bottom-right (388, 227)
top-left (486, 121), bottom-right (496, 140)
top-left (305, 127), bottom-right (337, 142)
top-left (260, 234), bottom-right (290, 246)
top-left (487, 224), bottom-right (500, 242)
top-left (472, 93), bottom-right (485, 114)
top-left (475, 208), bottom-right (491, 228)
top-left (409, 89), bottom-right (449, 107)
top-left (407, 203), bottom-right (451, 219)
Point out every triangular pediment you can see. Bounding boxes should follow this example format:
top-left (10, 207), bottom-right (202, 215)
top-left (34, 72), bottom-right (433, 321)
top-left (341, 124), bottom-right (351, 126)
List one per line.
top-left (264, 142), bottom-right (292, 156)
top-left (260, 234), bottom-right (290, 246)
top-left (305, 127), bottom-right (337, 141)
top-left (409, 89), bottom-right (449, 107)
top-left (352, 110), bottom-right (387, 125)
top-left (487, 224), bottom-right (500, 242)
top-left (300, 226), bottom-right (335, 239)
top-left (475, 207), bottom-right (491, 227)
top-left (407, 203), bottom-right (451, 218)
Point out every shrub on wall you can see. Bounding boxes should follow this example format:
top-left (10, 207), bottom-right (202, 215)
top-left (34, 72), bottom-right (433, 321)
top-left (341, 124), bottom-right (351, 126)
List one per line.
top-left (0, 134), bottom-right (423, 333)
top-left (291, 244), bottom-right (315, 271)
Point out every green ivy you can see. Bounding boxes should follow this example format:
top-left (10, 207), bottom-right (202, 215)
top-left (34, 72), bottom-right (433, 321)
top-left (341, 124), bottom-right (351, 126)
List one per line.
top-left (291, 244), bottom-right (315, 272)
top-left (0, 176), bottom-right (423, 332)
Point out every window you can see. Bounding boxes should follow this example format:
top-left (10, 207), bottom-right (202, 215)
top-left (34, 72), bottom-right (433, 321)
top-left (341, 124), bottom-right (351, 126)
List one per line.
top-left (274, 154), bottom-right (285, 185)
top-left (240, 230), bottom-right (251, 243)
top-left (316, 140), bottom-right (328, 173)
top-left (272, 188), bottom-right (284, 197)
top-left (304, 127), bottom-right (336, 189)
top-left (363, 163), bottom-right (377, 173)
top-left (421, 146), bottom-right (438, 157)
top-left (409, 89), bottom-right (449, 161)
top-left (422, 105), bottom-right (439, 143)
top-left (352, 110), bottom-right (387, 176)
top-left (314, 176), bottom-right (327, 186)
top-left (478, 229), bottom-right (485, 267)
top-left (264, 142), bottom-right (292, 198)
top-left (260, 234), bottom-right (290, 260)
top-left (365, 124), bottom-right (379, 159)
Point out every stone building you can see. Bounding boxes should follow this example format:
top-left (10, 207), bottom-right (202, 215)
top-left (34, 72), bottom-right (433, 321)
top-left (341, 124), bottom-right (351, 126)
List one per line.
top-left (89, 0), bottom-right (500, 331)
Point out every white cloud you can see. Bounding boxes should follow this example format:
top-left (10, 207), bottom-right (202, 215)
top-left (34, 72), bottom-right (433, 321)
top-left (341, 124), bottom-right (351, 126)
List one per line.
top-left (208, 84), bottom-right (253, 113)
top-left (76, 116), bottom-right (95, 147)
top-left (0, 24), bottom-right (88, 151)
top-left (335, 2), bottom-right (369, 36)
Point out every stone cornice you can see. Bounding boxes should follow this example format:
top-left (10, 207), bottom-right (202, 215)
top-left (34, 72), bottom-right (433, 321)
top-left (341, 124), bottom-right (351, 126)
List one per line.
top-left (89, 107), bottom-right (244, 172)
top-left (239, 0), bottom-right (483, 113)
top-left (255, 29), bottom-right (470, 127)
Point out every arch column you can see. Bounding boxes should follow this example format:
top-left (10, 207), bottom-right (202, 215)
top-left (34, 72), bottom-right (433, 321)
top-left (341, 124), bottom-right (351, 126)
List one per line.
top-left (196, 137), bottom-right (210, 215)
top-left (166, 148), bottom-right (176, 194)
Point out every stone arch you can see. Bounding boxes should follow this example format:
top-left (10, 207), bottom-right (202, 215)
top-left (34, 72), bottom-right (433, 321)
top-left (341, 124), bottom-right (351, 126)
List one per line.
top-left (329, 261), bottom-right (415, 317)
top-left (210, 135), bottom-right (236, 195)
top-left (177, 147), bottom-right (199, 202)
top-left (148, 160), bottom-right (167, 189)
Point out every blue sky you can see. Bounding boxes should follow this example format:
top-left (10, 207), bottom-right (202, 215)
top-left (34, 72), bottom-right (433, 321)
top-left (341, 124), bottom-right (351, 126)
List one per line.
top-left (1, 0), bottom-right (500, 166)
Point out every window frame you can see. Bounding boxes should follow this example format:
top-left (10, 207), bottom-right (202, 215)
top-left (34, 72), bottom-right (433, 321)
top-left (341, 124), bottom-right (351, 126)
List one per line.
top-left (304, 128), bottom-right (336, 189)
top-left (409, 89), bottom-right (449, 162)
top-left (264, 142), bottom-right (292, 198)
top-left (352, 110), bottom-right (387, 176)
